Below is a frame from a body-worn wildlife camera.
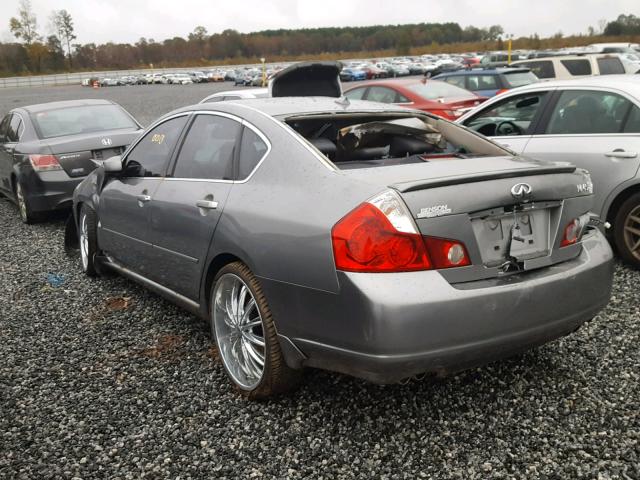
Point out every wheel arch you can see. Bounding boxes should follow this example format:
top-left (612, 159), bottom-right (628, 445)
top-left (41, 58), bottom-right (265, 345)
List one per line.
top-left (605, 183), bottom-right (640, 228)
top-left (202, 252), bottom-right (246, 316)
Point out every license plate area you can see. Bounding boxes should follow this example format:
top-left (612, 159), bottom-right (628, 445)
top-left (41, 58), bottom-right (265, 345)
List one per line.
top-left (92, 146), bottom-right (125, 161)
top-left (470, 202), bottom-right (560, 267)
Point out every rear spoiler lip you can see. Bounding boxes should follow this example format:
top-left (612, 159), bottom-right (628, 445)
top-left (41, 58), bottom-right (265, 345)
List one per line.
top-left (392, 165), bottom-right (577, 193)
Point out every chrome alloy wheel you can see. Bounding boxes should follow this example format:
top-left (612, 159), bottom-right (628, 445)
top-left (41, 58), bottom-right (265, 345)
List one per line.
top-left (16, 183), bottom-right (27, 221)
top-left (213, 274), bottom-right (266, 389)
top-left (623, 205), bottom-right (640, 261)
top-left (79, 212), bottom-right (89, 271)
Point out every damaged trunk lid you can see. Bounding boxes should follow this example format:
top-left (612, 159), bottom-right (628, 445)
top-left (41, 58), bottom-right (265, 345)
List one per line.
top-left (343, 156), bottom-right (594, 281)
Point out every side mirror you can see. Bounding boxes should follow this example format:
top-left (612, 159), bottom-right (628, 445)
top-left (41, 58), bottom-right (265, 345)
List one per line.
top-left (103, 155), bottom-right (123, 173)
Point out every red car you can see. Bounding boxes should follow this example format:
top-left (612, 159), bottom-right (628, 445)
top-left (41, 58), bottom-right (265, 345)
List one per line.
top-left (343, 78), bottom-right (487, 121)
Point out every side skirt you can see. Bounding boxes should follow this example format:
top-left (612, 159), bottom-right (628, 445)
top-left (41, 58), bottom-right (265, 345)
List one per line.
top-left (99, 255), bottom-right (203, 317)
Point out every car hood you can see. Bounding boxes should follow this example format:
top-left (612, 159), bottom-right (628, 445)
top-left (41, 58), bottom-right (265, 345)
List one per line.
top-left (269, 61), bottom-right (342, 98)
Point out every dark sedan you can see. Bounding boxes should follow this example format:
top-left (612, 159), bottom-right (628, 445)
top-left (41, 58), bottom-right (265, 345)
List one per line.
top-left (0, 99), bottom-right (142, 223)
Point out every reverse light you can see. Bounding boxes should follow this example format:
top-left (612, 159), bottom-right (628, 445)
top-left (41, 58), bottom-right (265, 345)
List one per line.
top-left (423, 237), bottom-right (471, 269)
top-left (560, 218), bottom-right (583, 247)
top-left (331, 190), bottom-right (471, 273)
top-left (29, 154), bottom-right (62, 172)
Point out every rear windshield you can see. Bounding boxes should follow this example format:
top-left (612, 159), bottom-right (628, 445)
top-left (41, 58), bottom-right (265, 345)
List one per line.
top-left (407, 81), bottom-right (473, 100)
top-left (503, 71), bottom-right (539, 87)
top-left (32, 105), bottom-right (138, 139)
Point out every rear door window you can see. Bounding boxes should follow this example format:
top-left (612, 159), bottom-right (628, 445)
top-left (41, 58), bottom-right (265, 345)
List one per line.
top-left (124, 115), bottom-right (189, 177)
top-left (6, 114), bottom-right (22, 142)
top-left (623, 104), bottom-right (640, 133)
top-left (546, 90), bottom-right (631, 134)
top-left (173, 114), bottom-right (241, 180)
top-left (238, 126), bottom-right (268, 179)
top-left (0, 114), bottom-right (11, 141)
top-left (597, 57), bottom-right (625, 75)
top-left (560, 59), bottom-right (592, 76)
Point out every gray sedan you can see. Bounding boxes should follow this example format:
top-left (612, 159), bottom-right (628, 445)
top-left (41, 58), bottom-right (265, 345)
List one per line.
top-left (459, 75), bottom-right (640, 268)
top-left (67, 67), bottom-right (613, 398)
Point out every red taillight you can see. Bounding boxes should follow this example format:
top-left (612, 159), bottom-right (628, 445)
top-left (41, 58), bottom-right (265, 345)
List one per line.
top-left (331, 191), bottom-right (471, 273)
top-left (29, 154), bottom-right (62, 172)
top-left (332, 202), bottom-right (431, 272)
top-left (495, 88), bottom-right (509, 95)
top-left (423, 237), bottom-right (471, 269)
top-left (560, 218), bottom-right (582, 247)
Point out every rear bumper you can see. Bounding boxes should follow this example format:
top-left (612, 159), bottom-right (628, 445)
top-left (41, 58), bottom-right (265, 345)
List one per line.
top-left (21, 169), bottom-right (83, 213)
top-left (269, 229), bottom-right (614, 383)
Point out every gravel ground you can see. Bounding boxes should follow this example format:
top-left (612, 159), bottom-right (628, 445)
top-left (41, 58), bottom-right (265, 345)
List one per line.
top-left (0, 197), bottom-right (639, 479)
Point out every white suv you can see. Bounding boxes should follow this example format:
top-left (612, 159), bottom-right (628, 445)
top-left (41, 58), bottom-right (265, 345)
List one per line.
top-left (511, 54), bottom-right (628, 80)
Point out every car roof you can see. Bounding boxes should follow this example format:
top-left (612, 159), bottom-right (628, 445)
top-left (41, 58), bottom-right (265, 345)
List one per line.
top-left (17, 98), bottom-right (115, 114)
top-left (178, 97), bottom-right (417, 119)
top-left (500, 74), bottom-right (640, 96)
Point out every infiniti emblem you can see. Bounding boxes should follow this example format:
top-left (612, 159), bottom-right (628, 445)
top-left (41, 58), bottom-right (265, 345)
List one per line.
top-left (510, 183), bottom-right (532, 202)
top-left (101, 138), bottom-right (113, 146)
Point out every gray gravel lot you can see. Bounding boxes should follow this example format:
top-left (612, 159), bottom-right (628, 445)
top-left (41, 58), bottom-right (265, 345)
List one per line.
top-left (0, 85), bottom-right (639, 479)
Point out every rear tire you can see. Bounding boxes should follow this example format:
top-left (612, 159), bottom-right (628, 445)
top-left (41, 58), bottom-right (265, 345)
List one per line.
top-left (613, 192), bottom-right (640, 269)
top-left (14, 181), bottom-right (40, 224)
top-left (79, 205), bottom-right (99, 277)
top-left (210, 262), bottom-right (301, 399)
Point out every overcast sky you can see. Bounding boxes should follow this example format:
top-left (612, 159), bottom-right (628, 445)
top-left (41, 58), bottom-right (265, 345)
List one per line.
top-left (1, 0), bottom-right (638, 45)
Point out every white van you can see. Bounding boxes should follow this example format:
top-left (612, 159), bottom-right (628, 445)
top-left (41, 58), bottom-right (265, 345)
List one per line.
top-left (510, 54), bottom-right (629, 80)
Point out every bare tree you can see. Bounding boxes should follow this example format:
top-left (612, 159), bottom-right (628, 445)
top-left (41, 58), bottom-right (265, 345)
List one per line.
top-left (51, 9), bottom-right (76, 68)
top-left (598, 18), bottom-right (607, 34)
top-left (9, 0), bottom-right (40, 45)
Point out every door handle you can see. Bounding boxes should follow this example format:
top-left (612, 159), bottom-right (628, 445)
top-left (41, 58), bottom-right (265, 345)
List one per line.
top-left (136, 194), bottom-right (152, 202)
top-left (195, 200), bottom-right (218, 210)
top-left (604, 150), bottom-right (638, 159)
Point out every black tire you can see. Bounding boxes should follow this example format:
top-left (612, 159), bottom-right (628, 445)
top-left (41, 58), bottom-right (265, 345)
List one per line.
top-left (14, 181), bottom-right (40, 224)
top-left (613, 192), bottom-right (640, 269)
top-left (211, 262), bottom-right (301, 399)
top-left (78, 204), bottom-right (99, 277)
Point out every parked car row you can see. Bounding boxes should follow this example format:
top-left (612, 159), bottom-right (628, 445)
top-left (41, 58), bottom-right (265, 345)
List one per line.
top-left (5, 61), bottom-right (634, 400)
top-left (82, 68), bottom-right (233, 87)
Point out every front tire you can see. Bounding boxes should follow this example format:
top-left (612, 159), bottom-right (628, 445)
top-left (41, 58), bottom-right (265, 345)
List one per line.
top-left (613, 192), bottom-right (640, 269)
top-left (79, 205), bottom-right (99, 276)
top-left (211, 262), bottom-right (301, 399)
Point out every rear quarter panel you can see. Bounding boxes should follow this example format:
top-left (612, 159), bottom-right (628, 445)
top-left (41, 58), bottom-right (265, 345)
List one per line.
top-left (202, 103), bottom-right (384, 295)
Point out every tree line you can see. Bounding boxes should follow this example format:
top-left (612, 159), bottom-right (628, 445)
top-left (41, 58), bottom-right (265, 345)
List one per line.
top-left (2, 1), bottom-right (639, 77)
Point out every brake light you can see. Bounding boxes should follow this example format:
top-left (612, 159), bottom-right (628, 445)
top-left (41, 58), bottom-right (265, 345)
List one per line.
top-left (495, 88), bottom-right (509, 95)
top-left (560, 218), bottom-right (582, 247)
top-left (29, 154), bottom-right (62, 171)
top-left (331, 190), bottom-right (471, 272)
